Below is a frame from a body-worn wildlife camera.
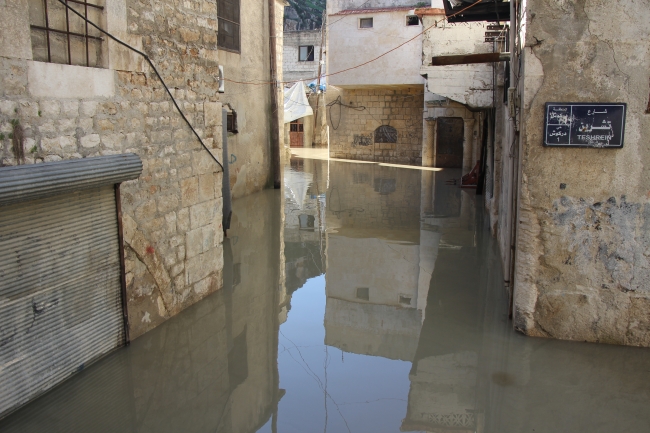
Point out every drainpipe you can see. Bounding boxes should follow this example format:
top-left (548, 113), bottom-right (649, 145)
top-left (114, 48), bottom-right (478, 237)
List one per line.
top-left (268, 0), bottom-right (281, 188)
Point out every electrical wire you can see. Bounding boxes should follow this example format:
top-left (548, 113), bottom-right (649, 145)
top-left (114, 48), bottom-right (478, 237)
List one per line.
top-left (326, 96), bottom-right (366, 130)
top-left (226, 0), bottom-right (485, 86)
top-left (55, 0), bottom-right (224, 171)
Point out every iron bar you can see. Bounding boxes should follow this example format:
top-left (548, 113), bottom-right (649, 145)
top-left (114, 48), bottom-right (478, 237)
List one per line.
top-left (64, 0), bottom-right (72, 64)
top-left (84, 0), bottom-right (89, 66)
top-left (43, 0), bottom-right (51, 62)
top-left (64, 0), bottom-right (103, 9)
top-left (30, 24), bottom-right (103, 41)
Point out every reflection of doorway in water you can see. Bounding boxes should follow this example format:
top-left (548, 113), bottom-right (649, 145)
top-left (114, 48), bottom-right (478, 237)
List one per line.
top-left (436, 118), bottom-right (464, 168)
top-left (434, 171), bottom-right (461, 217)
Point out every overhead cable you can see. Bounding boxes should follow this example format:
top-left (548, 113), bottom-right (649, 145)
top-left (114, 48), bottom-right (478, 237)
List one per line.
top-left (225, 0), bottom-right (485, 87)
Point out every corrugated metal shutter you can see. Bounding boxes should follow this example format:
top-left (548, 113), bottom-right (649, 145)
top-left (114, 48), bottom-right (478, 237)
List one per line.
top-left (0, 155), bottom-right (142, 419)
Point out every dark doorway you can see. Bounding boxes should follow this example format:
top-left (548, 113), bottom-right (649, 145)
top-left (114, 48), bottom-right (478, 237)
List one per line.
top-left (436, 117), bottom-right (464, 168)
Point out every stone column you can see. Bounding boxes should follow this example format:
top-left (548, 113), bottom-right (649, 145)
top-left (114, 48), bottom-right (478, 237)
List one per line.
top-left (462, 118), bottom-right (476, 174)
top-left (472, 116), bottom-right (481, 168)
top-left (423, 118), bottom-right (436, 167)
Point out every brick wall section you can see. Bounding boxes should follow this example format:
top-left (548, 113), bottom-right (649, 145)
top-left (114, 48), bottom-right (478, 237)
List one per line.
top-left (0, 0), bottom-right (226, 339)
top-left (328, 86), bottom-right (424, 165)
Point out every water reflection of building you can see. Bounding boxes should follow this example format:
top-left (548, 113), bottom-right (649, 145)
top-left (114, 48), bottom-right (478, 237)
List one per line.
top-left (324, 163), bottom-right (449, 361)
top-left (282, 158), bottom-right (328, 321)
top-left (322, 161), bottom-right (486, 431)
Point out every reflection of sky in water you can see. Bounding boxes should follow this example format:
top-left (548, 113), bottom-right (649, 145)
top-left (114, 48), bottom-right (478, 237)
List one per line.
top-left (257, 275), bottom-right (410, 433)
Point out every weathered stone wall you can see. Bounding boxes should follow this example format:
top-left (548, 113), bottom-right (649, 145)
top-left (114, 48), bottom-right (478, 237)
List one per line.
top-left (328, 86), bottom-right (424, 164)
top-left (0, 0), bottom-right (227, 339)
top-left (283, 30), bottom-right (323, 83)
top-left (511, 0), bottom-right (650, 346)
top-left (217, 0), bottom-right (284, 199)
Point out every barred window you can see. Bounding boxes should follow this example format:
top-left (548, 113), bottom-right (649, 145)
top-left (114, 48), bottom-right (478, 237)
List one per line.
top-left (217, 0), bottom-right (240, 53)
top-left (28, 0), bottom-right (104, 67)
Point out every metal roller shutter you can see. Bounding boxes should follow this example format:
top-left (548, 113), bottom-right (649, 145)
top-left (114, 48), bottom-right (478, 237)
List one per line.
top-left (0, 155), bottom-right (142, 419)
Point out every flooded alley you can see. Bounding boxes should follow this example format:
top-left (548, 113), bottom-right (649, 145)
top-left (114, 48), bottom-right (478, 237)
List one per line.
top-left (2, 154), bottom-right (650, 433)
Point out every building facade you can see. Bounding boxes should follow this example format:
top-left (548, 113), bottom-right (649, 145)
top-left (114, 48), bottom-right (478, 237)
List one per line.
top-left (326, 0), bottom-right (425, 164)
top-left (283, 29), bottom-right (323, 83)
top-left (420, 0), bottom-right (650, 347)
top-left (0, 0), bottom-right (283, 339)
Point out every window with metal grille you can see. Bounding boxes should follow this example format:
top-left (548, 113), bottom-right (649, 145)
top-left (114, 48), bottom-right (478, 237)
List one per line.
top-left (217, 0), bottom-right (240, 53)
top-left (359, 17), bottom-right (373, 29)
top-left (28, 0), bottom-right (104, 67)
top-left (298, 45), bottom-right (314, 61)
top-left (374, 125), bottom-right (398, 143)
top-left (289, 121), bottom-right (304, 132)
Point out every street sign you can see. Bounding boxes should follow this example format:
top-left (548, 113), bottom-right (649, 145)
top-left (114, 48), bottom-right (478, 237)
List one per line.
top-left (544, 102), bottom-right (626, 148)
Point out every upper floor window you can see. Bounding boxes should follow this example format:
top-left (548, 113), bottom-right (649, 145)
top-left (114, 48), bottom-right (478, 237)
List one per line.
top-left (359, 17), bottom-right (373, 29)
top-left (406, 15), bottom-right (419, 26)
top-left (298, 45), bottom-right (314, 62)
top-left (217, 0), bottom-right (240, 53)
top-left (28, 0), bottom-right (104, 67)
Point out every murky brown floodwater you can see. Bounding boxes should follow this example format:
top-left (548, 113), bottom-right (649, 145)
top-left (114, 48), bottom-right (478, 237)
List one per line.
top-left (2, 156), bottom-right (650, 432)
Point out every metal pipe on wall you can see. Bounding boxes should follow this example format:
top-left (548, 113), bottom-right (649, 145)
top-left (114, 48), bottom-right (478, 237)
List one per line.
top-left (268, 0), bottom-right (281, 189)
top-left (222, 108), bottom-right (233, 233)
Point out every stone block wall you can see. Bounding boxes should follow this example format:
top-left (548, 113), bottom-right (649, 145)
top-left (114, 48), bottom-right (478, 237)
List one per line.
top-left (283, 30), bottom-right (323, 83)
top-left (0, 0), bottom-right (226, 339)
top-left (328, 86), bottom-right (424, 165)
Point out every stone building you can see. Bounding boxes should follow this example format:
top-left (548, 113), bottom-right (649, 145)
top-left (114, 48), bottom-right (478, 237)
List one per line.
top-left (0, 0), bottom-right (284, 336)
top-left (418, 10), bottom-right (496, 176)
top-left (326, 0), bottom-right (425, 164)
top-left (422, 0), bottom-right (650, 347)
top-left (283, 29), bottom-right (323, 83)
top-left (0, 0), bottom-right (283, 416)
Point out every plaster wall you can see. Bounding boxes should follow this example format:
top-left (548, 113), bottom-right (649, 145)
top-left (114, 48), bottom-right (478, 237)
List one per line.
top-left (327, 9), bottom-right (424, 86)
top-left (283, 30), bottom-right (323, 83)
top-left (510, 0), bottom-right (650, 346)
top-left (420, 16), bottom-right (494, 108)
top-left (329, 0), bottom-right (417, 15)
